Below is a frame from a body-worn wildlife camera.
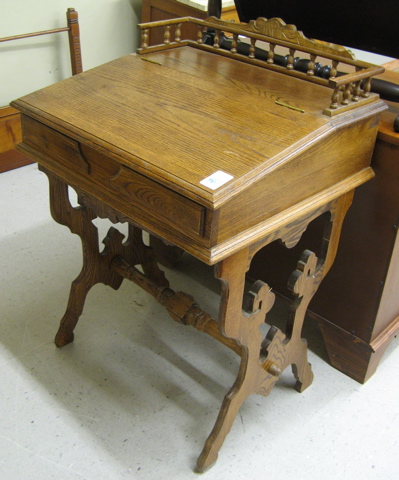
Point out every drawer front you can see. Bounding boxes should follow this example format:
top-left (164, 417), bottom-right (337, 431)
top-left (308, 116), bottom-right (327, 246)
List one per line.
top-left (109, 164), bottom-right (205, 237)
top-left (21, 115), bottom-right (206, 240)
top-left (21, 115), bottom-right (89, 174)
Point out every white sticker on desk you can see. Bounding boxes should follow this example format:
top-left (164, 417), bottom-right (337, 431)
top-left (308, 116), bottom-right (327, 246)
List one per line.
top-left (200, 170), bottom-right (234, 190)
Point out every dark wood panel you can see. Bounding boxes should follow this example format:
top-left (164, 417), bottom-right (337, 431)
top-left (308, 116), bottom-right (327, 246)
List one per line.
top-left (0, 106), bottom-right (33, 172)
top-left (141, 0), bottom-right (239, 45)
top-left (142, 0), bottom-right (208, 45)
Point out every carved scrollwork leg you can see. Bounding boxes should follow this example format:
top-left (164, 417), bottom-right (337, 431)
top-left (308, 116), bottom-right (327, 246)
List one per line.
top-left (284, 250), bottom-right (318, 392)
top-left (54, 223), bottom-right (132, 347)
top-left (196, 350), bottom-right (254, 472)
top-left (197, 250), bottom-right (278, 472)
top-left (197, 249), bottom-right (319, 471)
top-left (41, 167), bottom-right (168, 347)
top-left (44, 169), bottom-right (114, 346)
top-left (197, 193), bottom-right (354, 471)
top-left (42, 162), bottom-right (354, 470)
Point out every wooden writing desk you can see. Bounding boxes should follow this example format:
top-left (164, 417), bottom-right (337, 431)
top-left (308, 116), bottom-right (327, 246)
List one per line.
top-left (12, 17), bottom-right (386, 471)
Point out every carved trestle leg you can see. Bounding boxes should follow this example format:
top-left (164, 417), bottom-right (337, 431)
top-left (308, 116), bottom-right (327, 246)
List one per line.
top-left (40, 167), bottom-right (168, 347)
top-left (196, 248), bottom-right (278, 472)
top-left (196, 191), bottom-right (354, 472)
top-left (42, 162), bottom-right (354, 471)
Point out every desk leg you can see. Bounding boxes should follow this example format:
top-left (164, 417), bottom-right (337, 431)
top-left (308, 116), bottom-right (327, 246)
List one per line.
top-left (196, 250), bottom-right (314, 471)
top-left (41, 168), bottom-right (168, 347)
top-left (196, 192), bottom-right (353, 472)
top-left (42, 164), bottom-right (353, 470)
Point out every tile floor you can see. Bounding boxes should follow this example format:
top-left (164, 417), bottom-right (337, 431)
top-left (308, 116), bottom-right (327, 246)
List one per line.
top-left (1, 163), bottom-right (398, 480)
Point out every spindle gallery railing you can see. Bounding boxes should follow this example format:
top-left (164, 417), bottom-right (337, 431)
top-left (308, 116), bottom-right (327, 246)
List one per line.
top-left (138, 16), bottom-right (384, 116)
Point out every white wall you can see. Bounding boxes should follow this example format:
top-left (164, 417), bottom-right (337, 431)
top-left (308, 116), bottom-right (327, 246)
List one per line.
top-left (0, 0), bottom-right (142, 106)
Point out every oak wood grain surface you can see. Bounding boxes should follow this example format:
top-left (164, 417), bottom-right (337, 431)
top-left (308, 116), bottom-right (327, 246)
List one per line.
top-left (12, 46), bottom-right (386, 266)
top-left (13, 50), bottom-right (330, 200)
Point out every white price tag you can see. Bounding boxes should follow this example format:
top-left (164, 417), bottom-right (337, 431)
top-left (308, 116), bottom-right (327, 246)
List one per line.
top-left (200, 170), bottom-right (234, 190)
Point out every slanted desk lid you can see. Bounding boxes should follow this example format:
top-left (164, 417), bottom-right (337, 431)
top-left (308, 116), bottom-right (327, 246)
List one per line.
top-left (13, 49), bottom-right (335, 207)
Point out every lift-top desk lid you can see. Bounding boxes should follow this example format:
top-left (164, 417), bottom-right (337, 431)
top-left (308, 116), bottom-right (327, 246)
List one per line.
top-left (12, 16), bottom-right (387, 263)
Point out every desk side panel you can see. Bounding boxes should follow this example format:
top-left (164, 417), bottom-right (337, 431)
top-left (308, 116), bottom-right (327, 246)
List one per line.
top-left (215, 110), bottom-right (382, 244)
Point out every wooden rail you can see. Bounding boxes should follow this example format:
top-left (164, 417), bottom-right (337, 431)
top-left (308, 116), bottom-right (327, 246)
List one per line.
top-left (138, 16), bottom-right (384, 116)
top-left (0, 8), bottom-right (82, 76)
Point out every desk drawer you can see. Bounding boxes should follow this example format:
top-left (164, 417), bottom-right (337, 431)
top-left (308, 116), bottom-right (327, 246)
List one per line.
top-left (21, 115), bottom-right (89, 174)
top-left (21, 115), bottom-right (206, 239)
top-left (108, 164), bottom-right (205, 237)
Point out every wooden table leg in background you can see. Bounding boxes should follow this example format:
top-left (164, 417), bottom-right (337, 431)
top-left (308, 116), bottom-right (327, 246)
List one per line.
top-left (41, 164), bottom-right (354, 472)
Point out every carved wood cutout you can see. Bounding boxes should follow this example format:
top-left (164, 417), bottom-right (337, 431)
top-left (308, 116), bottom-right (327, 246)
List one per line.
top-left (197, 193), bottom-right (355, 471)
top-left (197, 243), bottom-right (316, 471)
top-left (197, 270), bottom-right (278, 472)
top-left (40, 167), bottom-right (168, 346)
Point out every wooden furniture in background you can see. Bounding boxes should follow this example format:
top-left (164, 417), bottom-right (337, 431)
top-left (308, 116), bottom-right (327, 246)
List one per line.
top-left (12, 17), bottom-right (385, 471)
top-left (141, 0), bottom-right (239, 44)
top-left (317, 107), bottom-right (399, 383)
top-left (0, 106), bottom-right (31, 173)
top-left (0, 7), bottom-right (82, 173)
